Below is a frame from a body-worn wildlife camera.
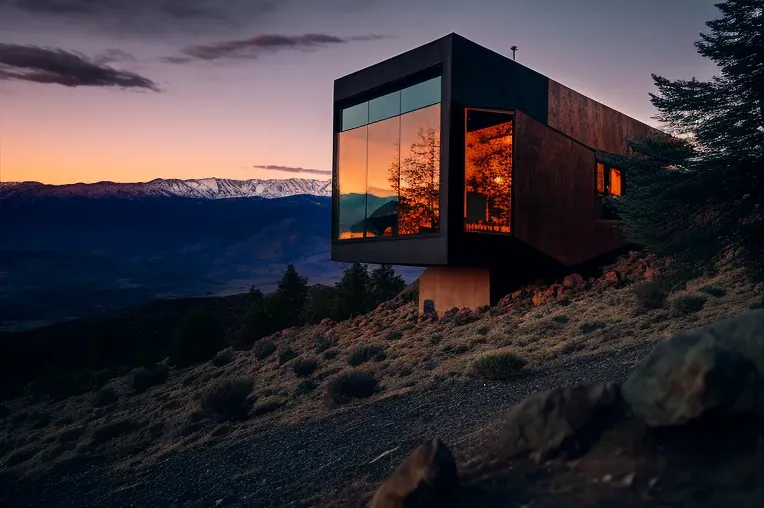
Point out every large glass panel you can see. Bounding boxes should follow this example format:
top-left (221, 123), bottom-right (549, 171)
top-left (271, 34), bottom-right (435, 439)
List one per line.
top-left (337, 126), bottom-right (368, 239)
top-left (342, 102), bottom-right (368, 131)
top-left (401, 76), bottom-right (441, 114)
top-left (365, 116), bottom-right (400, 237)
top-left (397, 104), bottom-right (441, 235)
top-left (369, 91), bottom-right (401, 124)
top-left (464, 109), bottom-right (513, 234)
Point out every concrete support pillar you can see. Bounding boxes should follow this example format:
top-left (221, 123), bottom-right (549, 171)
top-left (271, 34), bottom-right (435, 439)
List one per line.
top-left (418, 266), bottom-right (491, 314)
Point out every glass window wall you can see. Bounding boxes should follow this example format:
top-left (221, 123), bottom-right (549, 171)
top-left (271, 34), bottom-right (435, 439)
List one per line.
top-left (336, 76), bottom-right (441, 240)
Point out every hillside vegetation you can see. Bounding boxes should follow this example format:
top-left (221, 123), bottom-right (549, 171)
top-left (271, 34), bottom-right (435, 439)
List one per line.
top-left (1, 250), bottom-right (761, 480)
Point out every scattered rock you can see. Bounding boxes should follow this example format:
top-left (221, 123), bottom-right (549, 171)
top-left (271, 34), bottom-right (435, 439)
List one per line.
top-left (563, 273), bottom-right (584, 288)
top-left (498, 381), bottom-right (623, 462)
top-left (370, 438), bottom-right (458, 508)
top-left (622, 309), bottom-right (764, 427)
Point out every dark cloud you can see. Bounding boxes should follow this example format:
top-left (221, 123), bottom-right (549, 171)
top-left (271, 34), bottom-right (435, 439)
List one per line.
top-left (0, 43), bottom-right (160, 91)
top-left (0, 1), bottom-right (373, 35)
top-left (94, 49), bottom-right (138, 65)
top-left (168, 33), bottom-right (388, 62)
top-left (1, 0), bottom-right (276, 32)
top-left (253, 165), bottom-right (331, 176)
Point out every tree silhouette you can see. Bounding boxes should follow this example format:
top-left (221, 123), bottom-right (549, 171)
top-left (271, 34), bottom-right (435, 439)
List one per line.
top-left (267, 264), bottom-right (309, 330)
top-left (370, 264), bottom-right (406, 303)
top-left (389, 126), bottom-right (440, 234)
top-left (610, 0), bottom-right (764, 282)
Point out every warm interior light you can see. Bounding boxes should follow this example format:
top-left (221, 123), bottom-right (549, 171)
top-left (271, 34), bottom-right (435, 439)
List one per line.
top-left (610, 168), bottom-right (622, 196)
top-left (596, 162), bottom-right (605, 193)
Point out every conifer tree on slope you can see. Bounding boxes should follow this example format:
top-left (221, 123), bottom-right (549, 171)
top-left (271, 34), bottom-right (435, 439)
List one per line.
top-left (370, 264), bottom-right (406, 303)
top-left (268, 264), bottom-right (309, 330)
top-left (611, 0), bottom-right (763, 282)
top-left (334, 262), bottom-right (372, 320)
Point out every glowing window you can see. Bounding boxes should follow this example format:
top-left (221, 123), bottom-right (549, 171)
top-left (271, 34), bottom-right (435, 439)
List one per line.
top-left (596, 162), bottom-right (606, 194)
top-left (609, 168), bottom-right (622, 196)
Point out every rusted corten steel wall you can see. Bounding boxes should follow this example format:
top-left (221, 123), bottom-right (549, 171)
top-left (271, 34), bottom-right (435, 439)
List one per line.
top-left (547, 80), bottom-right (659, 155)
top-left (513, 111), bottom-right (625, 265)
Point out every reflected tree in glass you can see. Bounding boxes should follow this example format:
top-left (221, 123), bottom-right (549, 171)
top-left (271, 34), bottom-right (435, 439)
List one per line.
top-left (464, 115), bottom-right (513, 233)
top-left (393, 105), bottom-right (440, 235)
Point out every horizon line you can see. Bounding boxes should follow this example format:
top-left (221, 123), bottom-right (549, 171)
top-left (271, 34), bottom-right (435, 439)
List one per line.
top-left (0, 175), bottom-right (333, 186)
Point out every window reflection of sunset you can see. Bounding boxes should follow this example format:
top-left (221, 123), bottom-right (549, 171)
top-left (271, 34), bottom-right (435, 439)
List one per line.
top-left (367, 117), bottom-right (399, 199)
top-left (396, 104), bottom-right (441, 235)
top-left (335, 87), bottom-right (441, 240)
top-left (337, 126), bottom-right (367, 195)
top-left (464, 111), bottom-right (513, 234)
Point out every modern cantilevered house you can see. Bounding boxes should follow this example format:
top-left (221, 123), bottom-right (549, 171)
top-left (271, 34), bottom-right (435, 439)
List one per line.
top-left (331, 33), bottom-right (658, 313)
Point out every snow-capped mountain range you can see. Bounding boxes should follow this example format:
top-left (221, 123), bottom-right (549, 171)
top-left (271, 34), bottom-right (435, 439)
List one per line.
top-left (0, 177), bottom-right (332, 200)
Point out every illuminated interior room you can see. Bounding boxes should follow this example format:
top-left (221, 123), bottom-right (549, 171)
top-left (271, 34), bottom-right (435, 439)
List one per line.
top-left (331, 33), bottom-right (658, 313)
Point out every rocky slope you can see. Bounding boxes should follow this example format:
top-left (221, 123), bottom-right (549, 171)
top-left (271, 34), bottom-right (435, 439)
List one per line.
top-left (0, 252), bottom-right (762, 507)
top-left (362, 309), bottom-right (764, 508)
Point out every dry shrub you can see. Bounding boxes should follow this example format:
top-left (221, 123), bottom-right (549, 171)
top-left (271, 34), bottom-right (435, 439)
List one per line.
top-left (212, 348), bottom-right (233, 367)
top-left (278, 348), bottom-right (298, 365)
top-left (253, 340), bottom-right (277, 360)
top-left (315, 334), bottom-right (336, 353)
top-left (58, 425), bottom-right (87, 443)
top-left (252, 397), bottom-right (286, 416)
top-left (130, 363), bottom-right (169, 393)
top-left (699, 285), bottom-right (726, 297)
top-left (385, 330), bottom-right (404, 340)
top-left (293, 358), bottom-right (318, 378)
top-left (471, 352), bottom-right (527, 380)
top-left (93, 385), bottom-right (119, 407)
top-left (297, 380), bottom-right (317, 394)
top-left (579, 321), bottom-right (607, 334)
top-left (327, 371), bottom-right (378, 404)
top-left (200, 378), bottom-right (253, 421)
top-left (91, 418), bottom-right (142, 444)
top-left (27, 411), bottom-right (52, 430)
top-left (5, 447), bottom-right (40, 467)
top-left (347, 345), bottom-right (386, 366)
top-left (673, 294), bottom-right (708, 315)
top-left (634, 281), bottom-right (667, 310)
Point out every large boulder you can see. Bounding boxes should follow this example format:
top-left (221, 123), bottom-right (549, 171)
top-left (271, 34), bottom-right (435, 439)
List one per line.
top-left (370, 438), bottom-right (458, 508)
top-left (622, 309), bottom-right (764, 427)
top-left (498, 381), bottom-right (623, 462)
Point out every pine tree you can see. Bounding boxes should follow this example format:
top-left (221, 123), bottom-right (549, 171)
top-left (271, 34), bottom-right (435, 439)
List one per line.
top-left (370, 264), bottom-right (406, 304)
top-left (238, 285), bottom-right (272, 347)
top-left (611, 0), bottom-right (764, 283)
top-left (334, 263), bottom-right (372, 320)
top-left (267, 264), bottom-right (309, 330)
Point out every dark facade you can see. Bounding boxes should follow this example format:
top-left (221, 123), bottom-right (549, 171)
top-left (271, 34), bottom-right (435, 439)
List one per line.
top-left (331, 33), bottom-right (658, 273)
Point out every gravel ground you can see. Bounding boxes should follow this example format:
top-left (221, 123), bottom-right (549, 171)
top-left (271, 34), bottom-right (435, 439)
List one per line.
top-left (1, 342), bottom-right (656, 508)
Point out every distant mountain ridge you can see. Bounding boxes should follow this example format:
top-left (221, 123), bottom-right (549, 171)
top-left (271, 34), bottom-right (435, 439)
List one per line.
top-left (0, 177), bottom-right (332, 201)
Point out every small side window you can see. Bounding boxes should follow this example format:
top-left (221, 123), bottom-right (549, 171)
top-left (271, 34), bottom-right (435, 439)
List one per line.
top-left (595, 161), bottom-right (623, 219)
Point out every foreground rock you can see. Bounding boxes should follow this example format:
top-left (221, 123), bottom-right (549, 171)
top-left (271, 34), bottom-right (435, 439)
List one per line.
top-left (497, 381), bottom-right (622, 462)
top-left (370, 438), bottom-right (458, 508)
top-left (622, 309), bottom-right (764, 426)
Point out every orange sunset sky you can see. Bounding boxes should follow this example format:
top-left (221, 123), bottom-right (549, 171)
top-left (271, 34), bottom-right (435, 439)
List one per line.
top-left (0, 0), bottom-right (720, 185)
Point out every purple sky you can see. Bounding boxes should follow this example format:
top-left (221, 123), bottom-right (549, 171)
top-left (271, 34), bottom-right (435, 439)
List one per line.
top-left (0, 0), bottom-right (721, 184)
